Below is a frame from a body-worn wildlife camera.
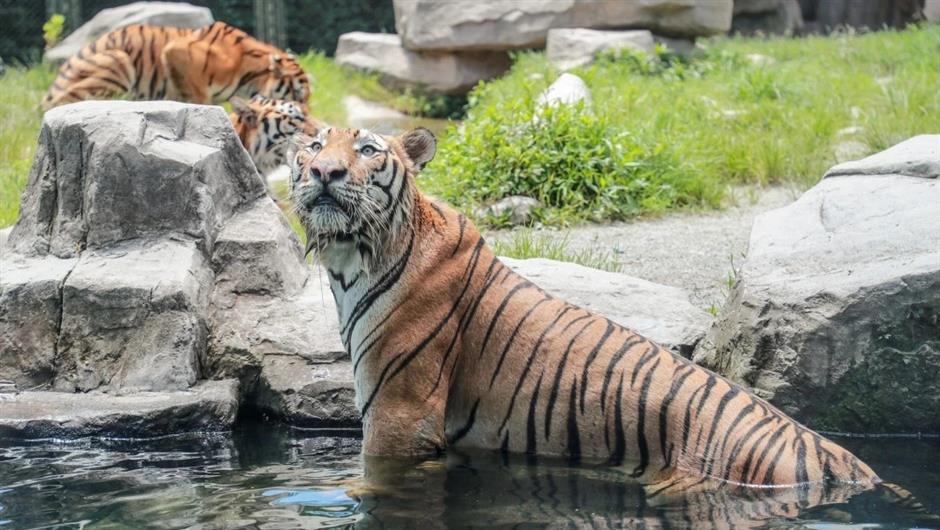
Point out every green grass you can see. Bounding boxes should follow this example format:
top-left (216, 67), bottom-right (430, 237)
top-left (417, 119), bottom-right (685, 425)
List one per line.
top-left (2, 26), bottom-right (938, 232)
top-left (424, 25), bottom-right (940, 226)
top-left (491, 229), bottom-right (623, 272)
top-left (0, 64), bottom-right (55, 228)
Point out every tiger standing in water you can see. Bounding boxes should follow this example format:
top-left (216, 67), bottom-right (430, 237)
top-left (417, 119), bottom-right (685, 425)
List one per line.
top-left (42, 21), bottom-right (310, 110)
top-left (286, 126), bottom-right (880, 492)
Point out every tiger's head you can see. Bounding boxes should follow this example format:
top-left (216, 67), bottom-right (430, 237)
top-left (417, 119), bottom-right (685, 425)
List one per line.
top-left (257, 53), bottom-right (311, 103)
top-left (230, 95), bottom-right (319, 175)
top-left (288, 126), bottom-right (436, 262)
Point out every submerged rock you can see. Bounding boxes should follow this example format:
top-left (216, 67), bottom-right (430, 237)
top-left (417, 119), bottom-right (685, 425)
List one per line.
top-left (694, 135), bottom-right (940, 434)
top-left (0, 379), bottom-right (238, 439)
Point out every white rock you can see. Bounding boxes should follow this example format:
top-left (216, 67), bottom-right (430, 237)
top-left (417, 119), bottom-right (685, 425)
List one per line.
top-left (503, 257), bottom-right (710, 356)
top-left (826, 134), bottom-right (940, 179)
top-left (537, 73), bottom-right (592, 109)
top-left (547, 28), bottom-right (655, 70)
top-left (393, 0), bottom-right (732, 51)
top-left (695, 136), bottom-right (940, 433)
top-left (477, 196), bottom-right (541, 226)
top-left (45, 2), bottom-right (213, 63)
top-left (745, 53), bottom-right (775, 66)
top-left (335, 32), bottom-right (510, 94)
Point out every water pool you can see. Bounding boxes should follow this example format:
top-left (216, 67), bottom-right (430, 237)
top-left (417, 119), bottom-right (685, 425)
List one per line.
top-left (1, 421), bottom-right (937, 529)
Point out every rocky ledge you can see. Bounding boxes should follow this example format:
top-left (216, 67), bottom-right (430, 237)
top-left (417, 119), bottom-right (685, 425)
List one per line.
top-left (694, 135), bottom-right (940, 434)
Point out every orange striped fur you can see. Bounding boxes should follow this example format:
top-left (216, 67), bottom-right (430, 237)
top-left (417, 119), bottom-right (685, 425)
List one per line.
top-left (229, 95), bottom-right (319, 175)
top-left (287, 126), bottom-right (880, 491)
top-left (42, 21), bottom-right (309, 110)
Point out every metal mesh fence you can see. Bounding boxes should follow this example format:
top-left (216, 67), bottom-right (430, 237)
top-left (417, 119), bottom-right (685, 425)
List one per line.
top-left (0, 0), bottom-right (394, 66)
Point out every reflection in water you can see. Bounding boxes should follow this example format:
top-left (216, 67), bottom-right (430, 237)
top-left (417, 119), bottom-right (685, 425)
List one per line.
top-left (0, 421), bottom-right (936, 529)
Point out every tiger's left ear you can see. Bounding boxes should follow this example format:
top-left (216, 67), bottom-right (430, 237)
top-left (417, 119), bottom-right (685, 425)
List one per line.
top-left (230, 97), bottom-right (257, 127)
top-left (400, 127), bottom-right (436, 171)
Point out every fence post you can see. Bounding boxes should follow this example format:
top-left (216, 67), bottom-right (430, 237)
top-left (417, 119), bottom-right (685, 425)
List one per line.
top-left (46, 0), bottom-right (83, 33)
top-left (254, 0), bottom-right (287, 49)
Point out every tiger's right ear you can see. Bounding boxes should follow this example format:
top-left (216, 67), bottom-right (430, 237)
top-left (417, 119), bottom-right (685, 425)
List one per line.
top-left (230, 97), bottom-right (257, 127)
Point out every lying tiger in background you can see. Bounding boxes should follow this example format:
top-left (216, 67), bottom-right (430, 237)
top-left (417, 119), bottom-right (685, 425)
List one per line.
top-left (229, 95), bottom-right (319, 175)
top-left (286, 125), bottom-right (882, 492)
top-left (42, 21), bottom-right (309, 110)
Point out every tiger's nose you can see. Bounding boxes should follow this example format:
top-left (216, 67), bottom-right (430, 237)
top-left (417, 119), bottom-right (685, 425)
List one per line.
top-left (310, 163), bottom-right (347, 183)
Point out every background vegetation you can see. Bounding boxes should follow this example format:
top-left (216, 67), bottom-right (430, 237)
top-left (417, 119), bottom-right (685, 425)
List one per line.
top-left (1, 25), bottom-right (937, 230)
top-left (425, 24), bottom-right (940, 225)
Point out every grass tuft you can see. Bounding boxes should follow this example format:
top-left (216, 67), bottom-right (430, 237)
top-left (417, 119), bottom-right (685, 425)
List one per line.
top-left (491, 229), bottom-right (623, 272)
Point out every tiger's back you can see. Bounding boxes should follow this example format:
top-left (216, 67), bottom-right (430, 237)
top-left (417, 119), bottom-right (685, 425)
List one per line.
top-left (42, 22), bottom-right (309, 110)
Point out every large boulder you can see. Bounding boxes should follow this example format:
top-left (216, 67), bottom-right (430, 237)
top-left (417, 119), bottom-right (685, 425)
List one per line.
top-left (694, 135), bottom-right (940, 434)
top-left (393, 0), bottom-right (732, 51)
top-left (546, 28), bottom-right (655, 70)
top-left (45, 2), bottom-right (213, 63)
top-left (0, 100), bottom-right (350, 437)
top-left (503, 258), bottom-right (711, 356)
top-left (335, 32), bottom-right (510, 94)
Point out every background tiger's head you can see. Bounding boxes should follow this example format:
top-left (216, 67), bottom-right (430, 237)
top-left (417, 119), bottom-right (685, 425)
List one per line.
top-left (230, 95), bottom-right (320, 175)
top-left (258, 53), bottom-right (311, 103)
top-left (288, 126), bottom-right (436, 255)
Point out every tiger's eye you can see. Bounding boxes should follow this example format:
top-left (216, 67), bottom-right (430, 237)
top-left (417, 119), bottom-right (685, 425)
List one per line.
top-left (309, 142), bottom-right (322, 153)
top-left (361, 145), bottom-right (376, 156)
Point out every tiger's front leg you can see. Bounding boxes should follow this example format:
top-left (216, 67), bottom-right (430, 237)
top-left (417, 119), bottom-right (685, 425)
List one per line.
top-left (361, 399), bottom-right (447, 456)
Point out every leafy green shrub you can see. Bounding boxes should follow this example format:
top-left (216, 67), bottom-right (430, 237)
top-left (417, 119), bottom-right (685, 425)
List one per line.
top-left (424, 54), bottom-right (722, 226)
top-left (43, 14), bottom-right (66, 50)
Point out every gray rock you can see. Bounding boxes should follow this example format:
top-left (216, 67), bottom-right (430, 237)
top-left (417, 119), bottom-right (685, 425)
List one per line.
top-left (0, 226), bottom-right (9, 249)
top-left (537, 73), bottom-right (592, 109)
top-left (477, 196), bottom-right (541, 226)
top-left (694, 138), bottom-right (940, 433)
top-left (502, 258), bottom-right (710, 356)
top-left (393, 0), bottom-right (732, 51)
top-left (335, 32), bottom-right (511, 94)
top-left (254, 356), bottom-right (358, 427)
top-left (1, 100), bottom-right (351, 436)
top-left (211, 199), bottom-right (307, 299)
top-left (0, 254), bottom-right (77, 389)
top-left (825, 134), bottom-right (939, 179)
top-left (207, 273), bottom-right (347, 385)
top-left (45, 2), bottom-right (213, 63)
top-left (0, 379), bottom-right (238, 439)
top-left (546, 28), bottom-right (655, 70)
top-left (55, 238), bottom-right (211, 393)
top-left (7, 101), bottom-right (264, 259)
top-left (928, 0), bottom-right (940, 22)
